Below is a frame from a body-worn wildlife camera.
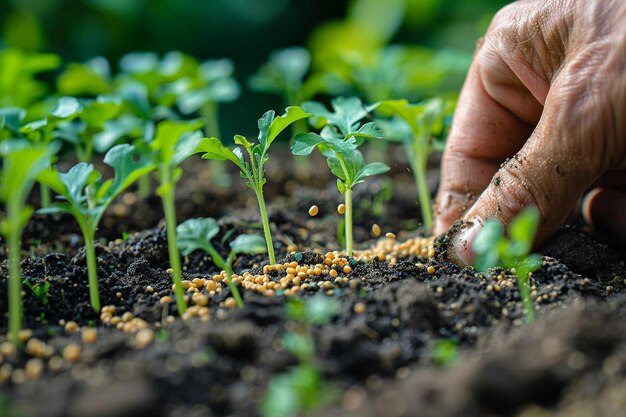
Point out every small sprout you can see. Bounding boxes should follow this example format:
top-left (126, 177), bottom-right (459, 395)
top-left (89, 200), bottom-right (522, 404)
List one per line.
top-left (39, 144), bottom-right (154, 312)
top-left (376, 97), bottom-right (455, 230)
top-left (372, 223), bottom-right (382, 237)
top-left (308, 205), bottom-right (319, 217)
top-left (0, 140), bottom-right (57, 343)
top-left (337, 204), bottom-right (346, 215)
top-left (199, 106), bottom-right (311, 264)
top-left (432, 339), bottom-right (458, 367)
top-left (473, 207), bottom-right (543, 322)
top-left (23, 280), bottom-right (50, 305)
top-left (291, 97), bottom-right (390, 255)
top-left (176, 217), bottom-right (266, 308)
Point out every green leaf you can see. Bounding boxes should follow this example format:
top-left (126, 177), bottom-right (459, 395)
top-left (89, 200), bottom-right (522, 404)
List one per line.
top-left (291, 132), bottom-right (325, 156)
top-left (103, 144), bottom-right (155, 200)
top-left (472, 219), bottom-right (504, 272)
top-left (152, 119), bottom-right (203, 165)
top-left (354, 162), bottom-right (390, 183)
top-left (302, 97), bottom-right (369, 137)
top-left (199, 137), bottom-right (246, 171)
top-left (57, 58), bottom-right (112, 96)
top-left (234, 134), bottom-right (253, 150)
top-left (304, 295), bottom-right (341, 324)
top-left (230, 234), bottom-right (267, 255)
top-left (508, 207), bottom-right (539, 256)
top-left (265, 106), bottom-right (311, 147)
top-left (80, 97), bottom-right (122, 127)
top-left (352, 122), bottom-right (383, 139)
top-left (336, 179), bottom-right (346, 194)
top-left (282, 332), bottom-right (314, 359)
top-left (50, 97), bottom-right (83, 120)
top-left (0, 107), bottom-right (26, 133)
top-left (176, 217), bottom-right (220, 256)
top-left (248, 47), bottom-right (310, 97)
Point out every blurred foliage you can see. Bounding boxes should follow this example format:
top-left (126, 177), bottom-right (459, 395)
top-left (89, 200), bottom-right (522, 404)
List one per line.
top-left (0, 0), bottom-right (509, 136)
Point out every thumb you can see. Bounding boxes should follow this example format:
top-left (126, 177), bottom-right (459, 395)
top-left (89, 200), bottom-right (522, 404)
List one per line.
top-left (448, 60), bottom-right (623, 266)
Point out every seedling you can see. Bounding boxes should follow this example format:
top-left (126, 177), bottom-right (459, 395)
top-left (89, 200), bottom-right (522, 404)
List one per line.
top-left (0, 140), bottom-right (56, 343)
top-left (472, 207), bottom-right (543, 322)
top-left (291, 97), bottom-right (390, 255)
top-left (177, 217), bottom-right (267, 308)
top-left (432, 339), bottom-right (458, 366)
top-left (149, 120), bottom-right (206, 314)
top-left (23, 280), bottom-right (50, 305)
top-left (38, 144), bottom-right (154, 312)
top-left (376, 97), bottom-right (454, 231)
top-left (199, 106), bottom-right (311, 264)
top-left (261, 295), bottom-right (340, 417)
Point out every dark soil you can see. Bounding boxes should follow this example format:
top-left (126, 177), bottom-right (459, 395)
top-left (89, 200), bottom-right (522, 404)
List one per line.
top-left (1, 149), bottom-right (625, 417)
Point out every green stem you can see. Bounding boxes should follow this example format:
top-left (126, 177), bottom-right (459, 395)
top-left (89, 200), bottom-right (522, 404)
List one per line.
top-left (40, 183), bottom-right (51, 209)
top-left (204, 245), bottom-right (228, 271)
top-left (137, 175), bottom-right (151, 200)
top-left (518, 274), bottom-right (535, 322)
top-left (255, 189), bottom-right (276, 265)
top-left (7, 226), bottom-right (22, 345)
top-left (345, 188), bottom-right (353, 256)
top-left (160, 166), bottom-right (187, 315)
top-left (83, 231), bottom-right (101, 312)
top-left (224, 252), bottom-right (244, 308)
top-left (412, 155), bottom-right (433, 231)
top-left (202, 103), bottom-right (231, 187)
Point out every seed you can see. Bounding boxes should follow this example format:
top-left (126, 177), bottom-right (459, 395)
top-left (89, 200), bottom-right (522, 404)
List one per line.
top-left (428, 248), bottom-right (435, 259)
top-left (308, 205), bottom-right (319, 216)
top-left (134, 328), bottom-right (154, 349)
top-left (353, 303), bottom-right (366, 314)
top-left (18, 329), bottom-right (33, 343)
top-left (385, 232), bottom-right (396, 239)
top-left (343, 265), bottom-right (353, 274)
top-left (329, 269), bottom-right (338, 278)
top-left (337, 204), bottom-right (346, 215)
top-left (81, 328), bottom-right (98, 344)
top-left (427, 266), bottom-right (435, 274)
top-left (181, 280), bottom-right (192, 289)
top-left (372, 224), bottom-right (382, 237)
top-left (192, 278), bottom-right (205, 288)
top-left (63, 344), bottom-right (81, 363)
top-left (24, 359), bottom-right (44, 380)
top-left (64, 321), bottom-right (79, 333)
top-left (121, 312), bottom-right (134, 322)
top-left (224, 297), bottom-right (237, 309)
top-left (192, 293), bottom-right (209, 306)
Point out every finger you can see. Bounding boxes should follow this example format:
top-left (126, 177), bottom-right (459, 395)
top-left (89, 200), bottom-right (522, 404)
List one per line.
top-left (582, 186), bottom-right (626, 244)
top-left (434, 39), bottom-right (542, 235)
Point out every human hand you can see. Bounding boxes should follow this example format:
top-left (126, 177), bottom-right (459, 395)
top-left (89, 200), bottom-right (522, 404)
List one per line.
top-left (434, 0), bottom-right (626, 265)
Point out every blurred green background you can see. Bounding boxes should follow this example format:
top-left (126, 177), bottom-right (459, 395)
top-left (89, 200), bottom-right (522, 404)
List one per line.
top-left (0, 0), bottom-right (509, 136)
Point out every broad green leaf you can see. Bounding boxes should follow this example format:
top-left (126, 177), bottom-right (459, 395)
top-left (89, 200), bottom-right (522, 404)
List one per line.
top-left (50, 97), bottom-right (83, 120)
top-left (0, 107), bottom-right (26, 133)
top-left (80, 97), bottom-right (122, 127)
top-left (291, 132), bottom-right (325, 156)
top-left (472, 219), bottom-right (504, 272)
top-left (176, 217), bottom-right (220, 256)
top-left (93, 115), bottom-right (144, 153)
top-left (256, 110), bottom-right (274, 150)
top-left (248, 47), bottom-right (310, 96)
top-left (509, 207), bottom-right (539, 256)
top-left (266, 106), bottom-right (311, 147)
top-left (103, 144), bottom-right (155, 199)
top-left (152, 119), bottom-right (203, 164)
top-left (57, 58), bottom-right (112, 96)
top-left (199, 137), bottom-right (245, 171)
top-left (354, 162), bottom-right (390, 183)
top-left (230, 234), bottom-right (267, 255)
top-left (171, 131), bottom-right (204, 167)
top-left (303, 97), bottom-right (369, 137)
top-left (199, 58), bottom-right (235, 82)
top-left (57, 163), bottom-right (100, 206)
top-left (351, 122), bottom-right (383, 139)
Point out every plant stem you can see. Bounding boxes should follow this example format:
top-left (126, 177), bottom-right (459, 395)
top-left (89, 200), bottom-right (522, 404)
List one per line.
top-left (202, 102), bottom-right (231, 187)
top-left (137, 175), bottom-right (151, 200)
top-left (83, 232), bottom-right (101, 312)
top-left (7, 226), bottom-right (22, 344)
top-left (345, 188), bottom-right (353, 256)
top-left (517, 273), bottom-right (535, 322)
top-left (224, 253), bottom-right (244, 308)
top-left (255, 190), bottom-right (276, 265)
top-left (160, 165), bottom-right (187, 314)
top-left (40, 184), bottom-right (51, 208)
top-left (412, 155), bottom-right (433, 231)
top-left (204, 245), bottom-right (228, 271)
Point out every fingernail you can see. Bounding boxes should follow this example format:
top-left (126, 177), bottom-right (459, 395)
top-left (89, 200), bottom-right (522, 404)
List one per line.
top-left (450, 216), bottom-right (484, 266)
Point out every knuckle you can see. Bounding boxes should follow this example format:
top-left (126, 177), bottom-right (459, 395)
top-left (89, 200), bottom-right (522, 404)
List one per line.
top-left (492, 161), bottom-right (544, 224)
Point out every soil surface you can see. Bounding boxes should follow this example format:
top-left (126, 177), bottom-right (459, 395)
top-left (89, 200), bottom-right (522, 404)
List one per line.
top-left (1, 149), bottom-right (625, 417)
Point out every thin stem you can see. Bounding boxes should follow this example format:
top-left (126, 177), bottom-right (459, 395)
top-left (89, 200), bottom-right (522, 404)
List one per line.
top-left (411, 154), bottom-right (433, 231)
top-left (255, 189), bottom-right (276, 264)
top-left (202, 102), bottom-right (231, 187)
top-left (7, 224), bottom-right (22, 345)
top-left (160, 165), bottom-right (187, 314)
top-left (83, 231), bottom-right (101, 312)
top-left (224, 252), bottom-right (244, 308)
top-left (345, 188), bottom-right (353, 256)
top-left (40, 183), bottom-right (51, 209)
top-left (137, 175), bottom-right (151, 200)
top-left (518, 273), bottom-right (535, 322)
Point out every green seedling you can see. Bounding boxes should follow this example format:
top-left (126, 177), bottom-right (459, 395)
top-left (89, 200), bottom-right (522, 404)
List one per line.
top-left (176, 217), bottom-right (267, 308)
top-left (0, 48), bottom-right (61, 108)
top-left (376, 97), bottom-right (454, 230)
top-left (0, 107), bottom-right (26, 140)
top-left (432, 339), bottom-right (458, 367)
top-left (0, 140), bottom-right (56, 344)
top-left (38, 144), bottom-right (154, 312)
top-left (149, 120), bottom-right (206, 314)
top-left (23, 280), bottom-right (50, 305)
top-left (199, 106), bottom-right (311, 265)
top-left (57, 57), bottom-right (112, 96)
top-left (472, 207), bottom-right (543, 322)
top-left (261, 295), bottom-right (340, 417)
top-left (291, 97), bottom-right (389, 255)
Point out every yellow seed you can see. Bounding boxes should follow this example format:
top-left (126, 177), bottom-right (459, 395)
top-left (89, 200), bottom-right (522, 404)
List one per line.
top-left (160, 296), bottom-right (173, 304)
top-left (62, 344), bottom-right (81, 363)
top-left (343, 265), bottom-right (353, 274)
top-left (64, 321), bottom-right (79, 333)
top-left (386, 232), bottom-right (396, 239)
top-left (192, 292), bottom-right (209, 306)
top-left (308, 205), bottom-right (319, 216)
top-left (134, 328), bottom-right (154, 349)
top-left (427, 266), bottom-right (435, 274)
top-left (24, 358), bottom-right (44, 380)
top-left (81, 328), bottom-right (98, 344)
top-left (337, 204), bottom-right (346, 215)
top-left (428, 248), bottom-right (435, 259)
top-left (329, 269), bottom-right (338, 278)
top-left (372, 224), bottom-right (382, 237)
top-left (353, 303), bottom-right (366, 314)
top-left (224, 297), bottom-right (237, 309)
top-left (192, 278), bottom-right (206, 288)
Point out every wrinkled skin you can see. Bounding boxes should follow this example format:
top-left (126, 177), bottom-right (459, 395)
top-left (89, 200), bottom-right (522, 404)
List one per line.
top-left (435, 0), bottom-right (626, 264)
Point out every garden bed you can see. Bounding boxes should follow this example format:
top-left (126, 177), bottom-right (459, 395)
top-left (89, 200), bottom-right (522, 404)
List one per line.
top-left (1, 153), bottom-right (625, 417)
